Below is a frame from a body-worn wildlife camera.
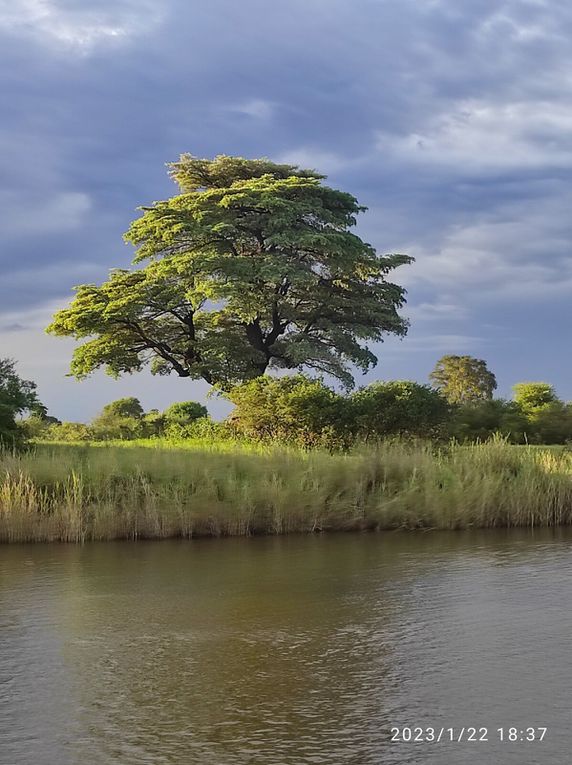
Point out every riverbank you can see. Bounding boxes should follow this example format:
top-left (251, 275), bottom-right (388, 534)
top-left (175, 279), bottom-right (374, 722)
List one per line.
top-left (1, 439), bottom-right (572, 542)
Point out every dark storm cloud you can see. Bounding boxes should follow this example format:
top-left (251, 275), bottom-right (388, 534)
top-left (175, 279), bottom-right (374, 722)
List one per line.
top-left (1, 0), bottom-right (572, 416)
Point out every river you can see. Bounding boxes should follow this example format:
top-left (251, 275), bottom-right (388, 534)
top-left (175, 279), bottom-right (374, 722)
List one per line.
top-left (1, 530), bottom-right (571, 764)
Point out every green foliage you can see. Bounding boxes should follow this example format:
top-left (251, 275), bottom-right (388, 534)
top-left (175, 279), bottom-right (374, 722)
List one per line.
top-left (169, 154), bottom-right (322, 191)
top-left (161, 416), bottom-right (231, 441)
top-left (512, 382), bottom-right (558, 414)
top-left (527, 404), bottom-right (572, 445)
top-left (91, 397), bottom-right (145, 441)
top-left (163, 401), bottom-right (208, 426)
top-left (226, 375), bottom-right (351, 448)
top-left (350, 380), bottom-right (450, 439)
top-left (510, 383), bottom-right (571, 444)
top-left (162, 401), bottom-right (210, 438)
top-left (430, 355), bottom-right (497, 404)
top-left (44, 421), bottom-right (93, 442)
top-left (5, 440), bottom-right (572, 542)
top-left (141, 409), bottom-right (165, 438)
top-left (449, 399), bottom-right (529, 443)
top-left (18, 413), bottom-right (61, 441)
top-left (0, 358), bottom-right (44, 447)
top-left (100, 396), bottom-right (145, 419)
top-left (47, 154), bottom-right (412, 390)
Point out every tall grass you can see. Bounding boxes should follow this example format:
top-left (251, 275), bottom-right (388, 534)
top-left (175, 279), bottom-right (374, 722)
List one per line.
top-left (2, 439), bottom-right (572, 542)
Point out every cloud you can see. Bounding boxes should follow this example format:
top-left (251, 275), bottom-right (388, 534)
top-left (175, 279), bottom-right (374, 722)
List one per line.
top-left (2, 0), bottom-right (572, 414)
top-left (274, 148), bottom-right (350, 175)
top-left (405, 301), bottom-right (468, 322)
top-left (0, 0), bottom-right (163, 50)
top-left (0, 191), bottom-right (91, 237)
top-left (402, 186), bottom-right (572, 301)
top-left (0, 298), bottom-right (70, 329)
top-left (376, 100), bottom-right (572, 174)
top-left (382, 332), bottom-right (487, 355)
top-left (0, 264), bottom-right (102, 318)
top-left (230, 99), bottom-right (276, 121)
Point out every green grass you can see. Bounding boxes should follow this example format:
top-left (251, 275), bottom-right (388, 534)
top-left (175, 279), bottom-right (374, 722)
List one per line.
top-left (2, 438), bottom-right (572, 542)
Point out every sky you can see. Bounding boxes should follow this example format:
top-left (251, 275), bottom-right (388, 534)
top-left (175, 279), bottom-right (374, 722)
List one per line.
top-left (1, 0), bottom-right (571, 421)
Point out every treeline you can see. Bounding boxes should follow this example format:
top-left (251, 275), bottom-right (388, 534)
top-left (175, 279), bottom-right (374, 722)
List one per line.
top-left (22, 398), bottom-right (212, 443)
top-left (7, 353), bottom-right (572, 449)
top-left (223, 376), bottom-right (572, 447)
top-left (20, 370), bottom-right (572, 449)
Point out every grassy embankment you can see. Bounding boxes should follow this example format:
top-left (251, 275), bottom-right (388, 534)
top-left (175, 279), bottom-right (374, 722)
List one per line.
top-left (2, 438), bottom-right (572, 542)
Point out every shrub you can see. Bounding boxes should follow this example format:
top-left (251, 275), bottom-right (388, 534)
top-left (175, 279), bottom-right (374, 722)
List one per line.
top-left (350, 380), bottom-right (450, 440)
top-left (226, 375), bottom-right (351, 448)
top-left (163, 416), bottom-right (232, 441)
top-left (91, 397), bottom-right (145, 440)
top-left (449, 399), bottom-right (528, 443)
top-left (163, 401), bottom-right (209, 427)
top-left (43, 421), bottom-right (93, 442)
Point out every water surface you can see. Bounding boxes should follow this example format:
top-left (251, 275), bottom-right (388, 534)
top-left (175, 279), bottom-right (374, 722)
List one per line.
top-left (2, 530), bottom-right (572, 764)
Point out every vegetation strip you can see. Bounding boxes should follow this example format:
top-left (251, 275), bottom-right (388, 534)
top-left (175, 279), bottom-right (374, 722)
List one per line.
top-left (2, 440), bottom-right (572, 543)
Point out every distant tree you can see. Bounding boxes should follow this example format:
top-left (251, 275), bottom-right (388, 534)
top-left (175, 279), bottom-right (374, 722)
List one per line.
top-left (43, 421), bottom-right (92, 442)
top-left (47, 154), bottom-right (412, 390)
top-left (529, 404), bottom-right (572, 445)
top-left (100, 397), bottom-right (144, 419)
top-left (163, 401), bottom-right (208, 426)
top-left (511, 383), bottom-right (570, 444)
top-left (141, 409), bottom-right (165, 438)
top-left (227, 375), bottom-right (350, 448)
top-left (429, 355), bottom-right (497, 404)
top-left (19, 413), bottom-right (61, 441)
top-left (350, 380), bottom-right (450, 439)
top-left (0, 358), bottom-right (44, 446)
top-left (449, 399), bottom-right (528, 444)
top-left (512, 382), bottom-right (559, 414)
top-left (91, 397), bottom-right (144, 440)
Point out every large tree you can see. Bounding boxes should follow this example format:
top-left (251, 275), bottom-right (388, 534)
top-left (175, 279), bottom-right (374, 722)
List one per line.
top-left (429, 355), bottom-right (497, 404)
top-left (47, 155), bottom-right (412, 389)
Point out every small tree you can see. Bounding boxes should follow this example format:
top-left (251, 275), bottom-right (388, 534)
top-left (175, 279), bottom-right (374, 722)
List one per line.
top-left (227, 375), bottom-right (350, 448)
top-left (449, 399), bottom-right (528, 443)
top-left (19, 413), bottom-right (61, 441)
top-left (91, 397), bottom-right (144, 440)
top-left (42, 421), bottom-right (93, 442)
top-left (0, 358), bottom-right (44, 447)
top-left (429, 355), bottom-right (497, 404)
top-left (350, 380), bottom-right (450, 439)
top-left (530, 404), bottom-right (572, 445)
top-left (512, 383), bottom-right (569, 444)
top-left (99, 397), bottom-right (144, 419)
top-left (512, 382), bottom-right (559, 414)
top-left (163, 401), bottom-right (208, 426)
top-left (141, 409), bottom-right (166, 438)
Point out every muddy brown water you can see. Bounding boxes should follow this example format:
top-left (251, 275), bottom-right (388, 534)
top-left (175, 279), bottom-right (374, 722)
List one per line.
top-left (1, 530), bottom-right (572, 764)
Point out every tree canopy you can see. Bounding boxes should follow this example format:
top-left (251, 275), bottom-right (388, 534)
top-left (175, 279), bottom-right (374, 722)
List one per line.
top-left (100, 397), bottom-right (144, 419)
top-left (512, 382), bottom-right (558, 414)
top-left (163, 401), bottom-right (208, 425)
top-left (0, 358), bottom-right (44, 446)
top-left (226, 375), bottom-right (349, 447)
top-left (429, 355), bottom-right (497, 404)
top-left (350, 380), bottom-right (450, 439)
top-left (47, 154), bottom-right (412, 389)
